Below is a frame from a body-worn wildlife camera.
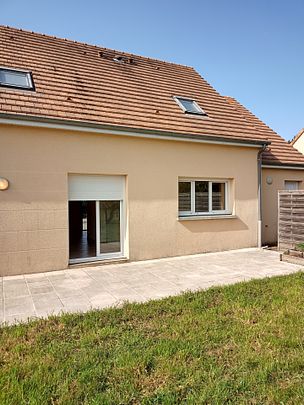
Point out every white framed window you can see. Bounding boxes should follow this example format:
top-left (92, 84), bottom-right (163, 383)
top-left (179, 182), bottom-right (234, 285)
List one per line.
top-left (173, 96), bottom-right (206, 115)
top-left (0, 67), bottom-right (34, 90)
top-left (284, 180), bottom-right (300, 191)
top-left (178, 179), bottom-right (230, 216)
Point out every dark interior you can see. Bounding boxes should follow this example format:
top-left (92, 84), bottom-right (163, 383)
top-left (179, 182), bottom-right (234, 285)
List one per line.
top-left (69, 201), bottom-right (96, 259)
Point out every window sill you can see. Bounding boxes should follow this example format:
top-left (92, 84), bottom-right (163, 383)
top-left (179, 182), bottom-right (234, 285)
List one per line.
top-left (178, 214), bottom-right (237, 221)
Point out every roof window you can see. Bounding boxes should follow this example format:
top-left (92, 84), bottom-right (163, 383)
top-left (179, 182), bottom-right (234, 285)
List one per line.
top-left (113, 55), bottom-right (134, 64)
top-left (0, 68), bottom-right (34, 90)
top-left (173, 96), bottom-right (206, 115)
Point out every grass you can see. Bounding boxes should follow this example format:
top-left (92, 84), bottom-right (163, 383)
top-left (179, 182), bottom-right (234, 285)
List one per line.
top-left (1, 273), bottom-right (304, 404)
top-left (296, 243), bottom-right (304, 252)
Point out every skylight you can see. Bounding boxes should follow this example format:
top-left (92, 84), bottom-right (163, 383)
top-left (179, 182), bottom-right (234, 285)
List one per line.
top-left (173, 96), bottom-right (206, 115)
top-left (0, 68), bottom-right (34, 90)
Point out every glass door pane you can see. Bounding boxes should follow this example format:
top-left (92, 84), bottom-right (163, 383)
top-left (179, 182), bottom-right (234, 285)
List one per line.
top-left (99, 201), bottom-right (121, 254)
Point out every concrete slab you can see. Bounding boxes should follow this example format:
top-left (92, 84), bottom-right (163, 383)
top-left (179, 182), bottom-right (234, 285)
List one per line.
top-left (5, 296), bottom-right (35, 317)
top-left (0, 248), bottom-right (302, 325)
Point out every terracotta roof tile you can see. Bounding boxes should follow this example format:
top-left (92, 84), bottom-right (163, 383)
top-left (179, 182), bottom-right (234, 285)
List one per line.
top-left (1, 25), bottom-right (302, 166)
top-left (0, 26), bottom-right (267, 145)
top-left (224, 97), bottom-right (304, 166)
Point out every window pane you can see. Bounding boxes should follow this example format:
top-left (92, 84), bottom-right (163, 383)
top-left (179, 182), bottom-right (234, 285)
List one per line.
top-left (179, 98), bottom-right (204, 114)
top-left (212, 183), bottom-right (226, 211)
top-left (100, 201), bottom-right (121, 254)
top-left (195, 181), bottom-right (209, 212)
top-left (180, 99), bottom-right (200, 113)
top-left (0, 69), bottom-right (31, 88)
top-left (179, 182), bottom-right (191, 211)
top-left (284, 181), bottom-right (299, 190)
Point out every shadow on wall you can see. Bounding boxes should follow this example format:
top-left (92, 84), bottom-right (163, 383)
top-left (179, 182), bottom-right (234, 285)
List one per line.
top-left (179, 217), bottom-right (248, 233)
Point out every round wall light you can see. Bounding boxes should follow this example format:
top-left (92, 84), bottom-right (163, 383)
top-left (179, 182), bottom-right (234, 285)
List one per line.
top-left (0, 177), bottom-right (9, 191)
top-left (266, 176), bottom-right (273, 185)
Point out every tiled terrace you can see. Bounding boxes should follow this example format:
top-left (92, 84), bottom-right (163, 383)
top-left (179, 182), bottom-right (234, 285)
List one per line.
top-left (1, 248), bottom-right (301, 325)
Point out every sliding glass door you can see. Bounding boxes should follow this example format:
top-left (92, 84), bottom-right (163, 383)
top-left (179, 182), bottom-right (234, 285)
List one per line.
top-left (68, 174), bottom-right (125, 263)
top-left (69, 199), bottom-right (123, 262)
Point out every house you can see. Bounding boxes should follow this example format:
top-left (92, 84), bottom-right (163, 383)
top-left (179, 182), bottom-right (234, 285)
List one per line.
top-left (0, 26), bottom-right (303, 276)
top-left (291, 128), bottom-right (304, 154)
top-left (224, 98), bottom-right (304, 245)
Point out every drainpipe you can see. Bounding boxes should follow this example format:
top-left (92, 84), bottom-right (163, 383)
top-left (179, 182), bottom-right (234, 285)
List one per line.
top-left (257, 144), bottom-right (268, 248)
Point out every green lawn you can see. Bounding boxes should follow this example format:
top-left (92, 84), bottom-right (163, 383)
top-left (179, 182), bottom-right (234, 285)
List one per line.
top-left (1, 273), bottom-right (304, 404)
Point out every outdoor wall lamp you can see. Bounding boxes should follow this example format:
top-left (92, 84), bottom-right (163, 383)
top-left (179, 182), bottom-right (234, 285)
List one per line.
top-left (0, 177), bottom-right (9, 191)
top-left (266, 176), bottom-right (273, 185)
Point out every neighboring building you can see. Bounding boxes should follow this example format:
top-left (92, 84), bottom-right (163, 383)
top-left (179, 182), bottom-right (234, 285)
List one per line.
top-left (224, 98), bottom-right (304, 245)
top-left (0, 26), bottom-right (303, 276)
top-left (291, 128), bottom-right (304, 154)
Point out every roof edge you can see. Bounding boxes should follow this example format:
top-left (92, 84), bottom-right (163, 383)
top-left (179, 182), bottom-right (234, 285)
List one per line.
top-left (0, 25), bottom-right (193, 69)
top-left (290, 128), bottom-right (304, 145)
top-left (0, 113), bottom-right (270, 148)
top-left (262, 163), bottom-right (304, 170)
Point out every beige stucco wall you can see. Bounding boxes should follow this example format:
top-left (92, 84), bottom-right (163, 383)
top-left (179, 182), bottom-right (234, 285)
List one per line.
top-left (0, 124), bottom-right (259, 276)
top-left (262, 168), bottom-right (304, 245)
top-left (292, 135), bottom-right (304, 155)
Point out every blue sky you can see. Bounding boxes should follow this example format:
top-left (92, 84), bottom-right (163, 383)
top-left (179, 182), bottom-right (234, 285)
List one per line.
top-left (1, 0), bottom-right (303, 140)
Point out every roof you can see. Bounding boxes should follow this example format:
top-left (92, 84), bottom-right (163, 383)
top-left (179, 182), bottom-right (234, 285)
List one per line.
top-left (0, 25), bottom-right (267, 146)
top-left (290, 128), bottom-right (304, 146)
top-left (0, 26), bottom-right (303, 167)
top-left (224, 97), bottom-right (304, 166)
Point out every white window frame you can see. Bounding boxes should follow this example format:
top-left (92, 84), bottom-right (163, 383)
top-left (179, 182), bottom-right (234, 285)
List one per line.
top-left (178, 179), bottom-right (230, 217)
top-left (173, 96), bottom-right (206, 115)
top-left (0, 67), bottom-right (34, 90)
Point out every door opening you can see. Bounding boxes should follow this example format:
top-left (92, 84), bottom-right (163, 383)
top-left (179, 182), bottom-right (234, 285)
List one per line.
top-left (69, 201), bottom-right (96, 260)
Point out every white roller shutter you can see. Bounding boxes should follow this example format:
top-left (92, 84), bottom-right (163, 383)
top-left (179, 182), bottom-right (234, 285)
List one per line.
top-left (68, 174), bottom-right (125, 201)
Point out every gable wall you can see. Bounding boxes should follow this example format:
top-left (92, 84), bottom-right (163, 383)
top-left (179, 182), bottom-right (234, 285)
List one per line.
top-left (292, 135), bottom-right (304, 155)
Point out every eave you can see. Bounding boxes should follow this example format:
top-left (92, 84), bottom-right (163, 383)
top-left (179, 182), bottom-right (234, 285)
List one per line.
top-left (0, 112), bottom-right (270, 149)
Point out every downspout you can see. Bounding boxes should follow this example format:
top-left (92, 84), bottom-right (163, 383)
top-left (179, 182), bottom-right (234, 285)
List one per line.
top-left (257, 144), bottom-right (268, 248)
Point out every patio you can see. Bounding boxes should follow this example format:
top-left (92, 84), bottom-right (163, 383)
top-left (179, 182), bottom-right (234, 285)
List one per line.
top-left (1, 248), bottom-right (301, 325)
